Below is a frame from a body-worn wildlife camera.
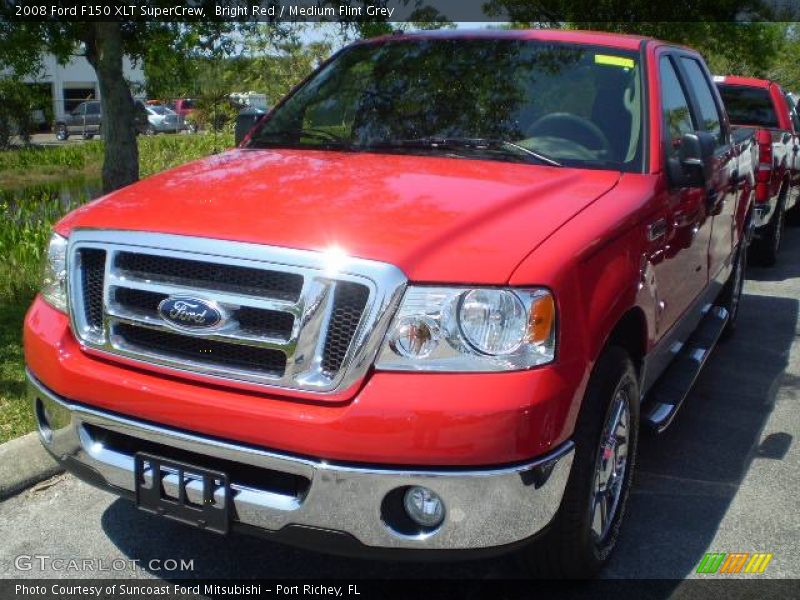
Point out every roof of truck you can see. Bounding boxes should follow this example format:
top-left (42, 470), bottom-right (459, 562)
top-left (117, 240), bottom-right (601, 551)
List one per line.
top-left (713, 75), bottom-right (774, 89)
top-left (366, 28), bottom-right (652, 51)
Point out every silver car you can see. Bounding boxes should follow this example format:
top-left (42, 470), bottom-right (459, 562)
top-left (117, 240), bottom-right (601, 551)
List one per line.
top-left (142, 103), bottom-right (183, 134)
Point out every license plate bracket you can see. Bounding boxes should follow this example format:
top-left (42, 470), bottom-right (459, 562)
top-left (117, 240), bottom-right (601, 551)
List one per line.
top-left (134, 452), bottom-right (230, 534)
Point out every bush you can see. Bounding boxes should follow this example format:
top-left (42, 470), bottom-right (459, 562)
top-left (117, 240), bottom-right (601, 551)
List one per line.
top-left (0, 79), bottom-right (49, 148)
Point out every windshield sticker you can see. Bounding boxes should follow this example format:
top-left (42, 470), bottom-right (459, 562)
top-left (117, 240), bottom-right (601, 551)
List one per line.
top-left (594, 55), bottom-right (635, 69)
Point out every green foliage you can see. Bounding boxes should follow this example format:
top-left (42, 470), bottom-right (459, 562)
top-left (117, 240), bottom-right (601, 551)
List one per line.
top-left (0, 79), bottom-right (50, 148)
top-left (0, 302), bottom-right (34, 443)
top-left (0, 134), bottom-right (234, 303)
top-left (0, 132), bottom-right (235, 441)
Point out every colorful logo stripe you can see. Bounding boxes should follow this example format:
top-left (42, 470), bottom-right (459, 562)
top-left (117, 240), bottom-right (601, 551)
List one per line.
top-left (696, 552), bottom-right (773, 574)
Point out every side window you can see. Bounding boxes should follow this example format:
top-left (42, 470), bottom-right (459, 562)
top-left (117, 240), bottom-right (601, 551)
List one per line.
top-left (73, 103), bottom-right (86, 116)
top-left (784, 93), bottom-right (800, 133)
top-left (680, 57), bottom-right (724, 145)
top-left (659, 57), bottom-right (695, 159)
top-left (86, 103), bottom-right (100, 115)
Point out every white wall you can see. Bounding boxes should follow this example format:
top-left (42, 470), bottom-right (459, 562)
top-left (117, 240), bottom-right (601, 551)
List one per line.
top-left (11, 54), bottom-right (145, 122)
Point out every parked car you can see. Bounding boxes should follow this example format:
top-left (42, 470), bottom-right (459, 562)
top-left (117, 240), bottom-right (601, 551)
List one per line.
top-left (715, 76), bottom-right (800, 264)
top-left (27, 30), bottom-right (755, 577)
top-left (55, 100), bottom-right (101, 140)
top-left (167, 98), bottom-right (197, 132)
top-left (138, 102), bottom-right (184, 134)
top-left (55, 100), bottom-right (150, 140)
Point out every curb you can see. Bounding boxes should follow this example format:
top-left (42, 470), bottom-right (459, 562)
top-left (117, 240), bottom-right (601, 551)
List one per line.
top-left (0, 432), bottom-right (64, 500)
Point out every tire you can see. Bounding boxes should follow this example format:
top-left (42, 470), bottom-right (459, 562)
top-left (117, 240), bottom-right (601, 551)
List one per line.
top-left (55, 124), bottom-right (68, 141)
top-left (752, 194), bottom-right (785, 266)
top-left (787, 199), bottom-right (800, 226)
top-left (83, 132), bottom-right (94, 140)
top-left (719, 240), bottom-right (747, 338)
top-left (520, 346), bottom-right (639, 578)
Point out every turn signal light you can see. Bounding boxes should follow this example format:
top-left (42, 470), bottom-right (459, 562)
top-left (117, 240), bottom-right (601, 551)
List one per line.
top-left (527, 293), bottom-right (555, 344)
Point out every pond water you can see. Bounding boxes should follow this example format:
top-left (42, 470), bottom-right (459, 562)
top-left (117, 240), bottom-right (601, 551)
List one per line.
top-left (1, 178), bottom-right (103, 225)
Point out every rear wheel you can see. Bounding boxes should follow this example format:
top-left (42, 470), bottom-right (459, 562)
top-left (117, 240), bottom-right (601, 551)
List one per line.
top-left (753, 195), bottom-right (785, 266)
top-left (787, 198), bottom-right (800, 226)
top-left (55, 124), bottom-right (68, 141)
top-left (520, 346), bottom-right (639, 578)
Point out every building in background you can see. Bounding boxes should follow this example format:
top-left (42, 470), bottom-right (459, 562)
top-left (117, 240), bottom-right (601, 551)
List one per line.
top-left (3, 53), bottom-right (145, 128)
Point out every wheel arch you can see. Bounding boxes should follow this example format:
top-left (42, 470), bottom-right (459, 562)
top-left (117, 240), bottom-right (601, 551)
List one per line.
top-left (601, 307), bottom-right (648, 384)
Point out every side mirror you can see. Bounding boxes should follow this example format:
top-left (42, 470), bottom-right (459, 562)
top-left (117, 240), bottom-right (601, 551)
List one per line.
top-left (668, 131), bottom-right (715, 188)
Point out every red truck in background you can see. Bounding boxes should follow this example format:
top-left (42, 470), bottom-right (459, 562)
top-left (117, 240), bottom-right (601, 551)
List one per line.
top-left (166, 98), bottom-right (197, 132)
top-left (26, 30), bottom-right (756, 577)
top-left (715, 76), bottom-right (800, 265)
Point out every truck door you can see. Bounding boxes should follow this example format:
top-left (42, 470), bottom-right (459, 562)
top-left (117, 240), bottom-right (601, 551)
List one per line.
top-left (676, 56), bottom-right (737, 293)
top-left (651, 54), bottom-right (712, 335)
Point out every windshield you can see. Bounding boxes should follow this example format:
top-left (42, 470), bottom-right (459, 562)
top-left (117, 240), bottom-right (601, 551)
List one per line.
top-left (148, 105), bottom-right (173, 115)
top-left (247, 39), bottom-right (643, 171)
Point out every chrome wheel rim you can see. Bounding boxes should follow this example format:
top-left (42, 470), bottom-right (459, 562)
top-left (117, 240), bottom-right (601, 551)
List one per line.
top-left (590, 388), bottom-right (630, 542)
top-left (775, 209), bottom-right (783, 251)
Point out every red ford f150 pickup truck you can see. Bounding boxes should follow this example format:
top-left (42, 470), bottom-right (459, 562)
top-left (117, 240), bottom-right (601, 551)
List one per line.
top-left (25, 30), bottom-right (755, 577)
top-left (715, 75), bottom-right (800, 265)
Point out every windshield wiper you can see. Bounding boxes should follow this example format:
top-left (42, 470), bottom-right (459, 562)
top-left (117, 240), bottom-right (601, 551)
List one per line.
top-left (249, 127), bottom-right (350, 148)
top-left (368, 137), bottom-right (563, 167)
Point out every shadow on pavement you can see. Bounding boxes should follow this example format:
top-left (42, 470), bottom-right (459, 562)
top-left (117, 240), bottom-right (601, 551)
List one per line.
top-left (747, 221), bottom-right (800, 282)
top-left (606, 291), bottom-right (797, 578)
top-left (100, 231), bottom-right (800, 581)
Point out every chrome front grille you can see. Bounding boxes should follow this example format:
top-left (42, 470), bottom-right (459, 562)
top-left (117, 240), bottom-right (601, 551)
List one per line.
top-left (67, 230), bottom-right (406, 395)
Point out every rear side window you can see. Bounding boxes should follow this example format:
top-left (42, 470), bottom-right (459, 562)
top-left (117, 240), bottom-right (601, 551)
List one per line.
top-left (786, 93), bottom-right (800, 132)
top-left (680, 58), bottom-right (723, 145)
top-left (86, 103), bottom-right (100, 115)
top-left (659, 57), bottom-right (695, 159)
top-left (716, 84), bottom-right (778, 128)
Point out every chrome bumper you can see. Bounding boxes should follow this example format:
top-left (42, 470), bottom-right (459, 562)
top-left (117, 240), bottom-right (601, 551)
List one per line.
top-left (28, 370), bottom-right (573, 551)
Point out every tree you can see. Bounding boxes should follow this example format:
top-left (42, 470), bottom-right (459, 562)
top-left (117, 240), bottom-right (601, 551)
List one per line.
top-left (0, 15), bottom-right (255, 193)
top-left (1, 1), bottom-right (448, 193)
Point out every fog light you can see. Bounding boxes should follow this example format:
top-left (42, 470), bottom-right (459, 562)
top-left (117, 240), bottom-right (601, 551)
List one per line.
top-left (403, 486), bottom-right (444, 528)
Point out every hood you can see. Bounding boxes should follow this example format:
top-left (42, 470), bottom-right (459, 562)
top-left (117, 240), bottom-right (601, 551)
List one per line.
top-left (58, 149), bottom-right (620, 283)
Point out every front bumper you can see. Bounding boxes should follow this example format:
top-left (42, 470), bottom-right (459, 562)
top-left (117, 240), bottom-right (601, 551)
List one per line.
top-left (28, 370), bottom-right (574, 552)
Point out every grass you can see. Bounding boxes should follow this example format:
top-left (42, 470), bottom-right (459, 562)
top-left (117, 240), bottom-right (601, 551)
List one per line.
top-left (0, 133), bottom-right (234, 443)
top-left (0, 303), bottom-right (34, 443)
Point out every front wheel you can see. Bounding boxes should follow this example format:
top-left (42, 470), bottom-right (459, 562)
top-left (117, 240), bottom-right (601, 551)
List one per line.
top-left (520, 346), bottom-right (639, 578)
top-left (55, 124), bottom-right (68, 141)
top-left (719, 240), bottom-right (747, 337)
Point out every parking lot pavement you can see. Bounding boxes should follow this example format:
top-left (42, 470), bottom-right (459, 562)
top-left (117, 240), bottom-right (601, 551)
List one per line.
top-left (1, 230), bottom-right (798, 582)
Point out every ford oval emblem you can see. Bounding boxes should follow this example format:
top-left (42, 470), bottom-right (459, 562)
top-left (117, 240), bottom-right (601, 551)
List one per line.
top-left (157, 296), bottom-right (226, 331)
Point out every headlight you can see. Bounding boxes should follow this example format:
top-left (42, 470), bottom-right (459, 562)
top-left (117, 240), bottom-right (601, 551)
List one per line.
top-left (41, 232), bottom-right (68, 313)
top-left (375, 286), bottom-right (555, 372)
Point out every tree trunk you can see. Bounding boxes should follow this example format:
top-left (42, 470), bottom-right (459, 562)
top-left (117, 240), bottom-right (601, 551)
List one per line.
top-left (84, 23), bottom-right (139, 194)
